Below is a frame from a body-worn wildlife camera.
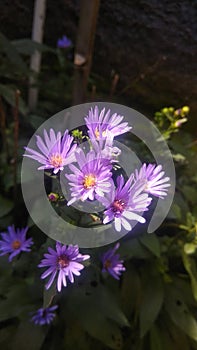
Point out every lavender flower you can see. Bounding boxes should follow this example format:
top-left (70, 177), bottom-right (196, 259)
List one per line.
top-left (85, 106), bottom-right (132, 140)
top-left (101, 175), bottom-right (151, 232)
top-left (91, 134), bottom-right (121, 166)
top-left (24, 129), bottom-right (77, 174)
top-left (57, 35), bottom-right (72, 48)
top-left (101, 243), bottom-right (125, 280)
top-left (38, 242), bottom-right (90, 292)
top-left (135, 163), bottom-right (170, 198)
top-left (31, 305), bottom-right (58, 326)
top-left (0, 225), bottom-right (33, 262)
top-left (65, 148), bottom-right (113, 206)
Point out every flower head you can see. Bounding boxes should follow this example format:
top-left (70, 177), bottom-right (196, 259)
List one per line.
top-left (0, 225), bottom-right (33, 262)
top-left (48, 192), bottom-right (59, 202)
top-left (0, 225), bottom-right (33, 261)
top-left (135, 163), bottom-right (170, 198)
top-left (85, 106), bottom-right (132, 140)
top-left (38, 242), bottom-right (90, 292)
top-left (31, 305), bottom-right (58, 326)
top-left (91, 134), bottom-right (121, 166)
top-left (101, 175), bottom-right (151, 232)
top-left (57, 35), bottom-right (72, 48)
top-left (65, 148), bottom-right (112, 205)
top-left (24, 129), bottom-right (77, 174)
top-left (101, 243), bottom-right (125, 280)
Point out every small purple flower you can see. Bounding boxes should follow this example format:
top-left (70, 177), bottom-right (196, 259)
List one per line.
top-left (91, 134), bottom-right (121, 166)
top-left (101, 243), bottom-right (125, 280)
top-left (65, 148), bottom-right (113, 206)
top-left (101, 175), bottom-right (151, 232)
top-left (38, 242), bottom-right (90, 292)
top-left (48, 192), bottom-right (59, 202)
top-left (57, 35), bottom-right (72, 48)
top-left (85, 106), bottom-right (132, 140)
top-left (31, 305), bottom-right (58, 326)
top-left (0, 225), bottom-right (33, 262)
top-left (24, 129), bottom-right (77, 174)
top-left (135, 163), bottom-right (170, 198)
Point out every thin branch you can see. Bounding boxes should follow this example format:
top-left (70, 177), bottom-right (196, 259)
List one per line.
top-left (0, 96), bottom-right (9, 160)
top-left (13, 90), bottom-right (20, 201)
top-left (72, 0), bottom-right (100, 105)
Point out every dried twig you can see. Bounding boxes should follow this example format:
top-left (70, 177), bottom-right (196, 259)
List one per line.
top-left (13, 90), bottom-right (20, 201)
top-left (0, 96), bottom-right (9, 160)
top-left (72, 0), bottom-right (100, 105)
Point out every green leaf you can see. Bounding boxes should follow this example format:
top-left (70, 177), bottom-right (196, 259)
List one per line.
top-left (0, 194), bottom-right (13, 217)
top-left (0, 84), bottom-right (28, 115)
top-left (149, 324), bottom-right (163, 350)
top-left (43, 282), bottom-right (57, 308)
top-left (0, 32), bottom-right (28, 72)
top-left (118, 237), bottom-right (151, 260)
top-left (11, 321), bottom-right (48, 350)
top-left (64, 283), bottom-right (129, 349)
top-left (0, 325), bottom-right (17, 348)
top-left (28, 114), bottom-right (46, 129)
top-left (121, 265), bottom-right (141, 318)
top-left (139, 233), bottom-right (160, 257)
top-left (165, 285), bottom-right (197, 341)
top-left (140, 272), bottom-right (164, 337)
top-left (12, 39), bottom-right (55, 55)
top-left (0, 281), bottom-right (31, 322)
top-left (182, 251), bottom-right (197, 301)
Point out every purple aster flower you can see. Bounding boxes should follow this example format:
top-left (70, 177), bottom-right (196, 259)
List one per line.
top-left (24, 129), bottom-right (77, 174)
top-left (100, 175), bottom-right (151, 232)
top-left (91, 133), bottom-right (121, 166)
top-left (0, 225), bottom-right (33, 262)
top-left (101, 243), bottom-right (125, 280)
top-left (57, 35), bottom-right (72, 48)
top-left (135, 163), bottom-right (170, 199)
top-left (85, 106), bottom-right (132, 140)
top-left (65, 148), bottom-right (113, 206)
top-left (31, 305), bottom-right (58, 326)
top-left (38, 242), bottom-right (90, 292)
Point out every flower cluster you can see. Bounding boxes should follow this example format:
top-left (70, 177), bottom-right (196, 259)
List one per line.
top-left (24, 105), bottom-right (170, 233)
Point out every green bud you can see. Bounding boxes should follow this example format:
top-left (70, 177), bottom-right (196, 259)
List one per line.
top-left (48, 192), bottom-right (59, 202)
top-left (181, 106), bottom-right (190, 115)
top-left (162, 107), bottom-right (169, 114)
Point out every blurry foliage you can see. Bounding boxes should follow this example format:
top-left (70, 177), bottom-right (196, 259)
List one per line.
top-left (0, 32), bottom-right (197, 350)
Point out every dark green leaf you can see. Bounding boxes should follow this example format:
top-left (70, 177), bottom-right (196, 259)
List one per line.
top-left (139, 233), bottom-right (160, 257)
top-left (165, 285), bottom-right (197, 341)
top-left (182, 251), bottom-right (197, 301)
top-left (11, 321), bottom-right (48, 350)
top-left (149, 324), bottom-right (163, 350)
top-left (12, 39), bottom-right (55, 55)
top-left (0, 84), bottom-right (28, 115)
top-left (140, 272), bottom-right (164, 337)
top-left (0, 194), bottom-right (13, 217)
top-left (0, 32), bottom-right (28, 72)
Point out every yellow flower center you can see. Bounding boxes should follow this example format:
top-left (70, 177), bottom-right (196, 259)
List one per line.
top-left (83, 174), bottom-right (97, 189)
top-left (49, 153), bottom-right (63, 168)
top-left (12, 240), bottom-right (21, 250)
top-left (95, 128), bottom-right (107, 139)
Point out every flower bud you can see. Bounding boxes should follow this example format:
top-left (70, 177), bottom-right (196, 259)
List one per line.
top-left (48, 192), bottom-right (59, 202)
